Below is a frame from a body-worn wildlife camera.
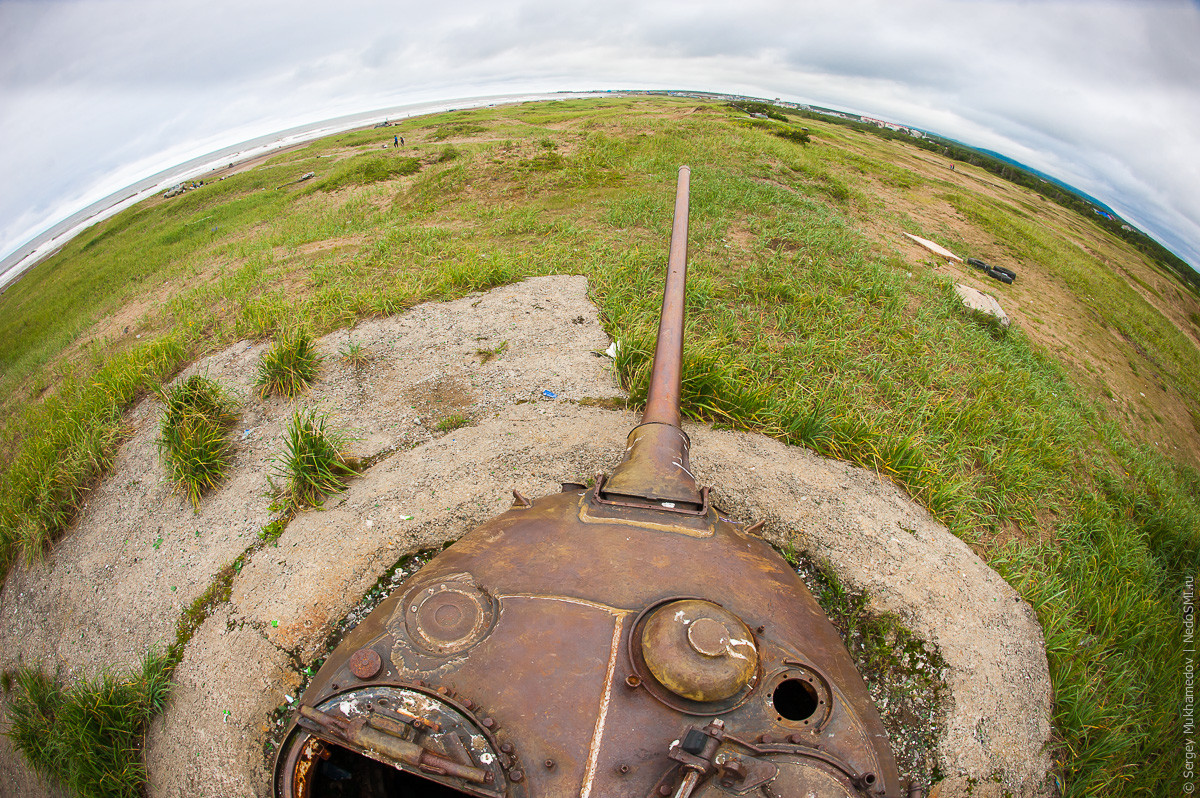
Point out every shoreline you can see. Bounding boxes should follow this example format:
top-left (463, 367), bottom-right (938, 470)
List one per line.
top-left (0, 91), bottom-right (605, 293)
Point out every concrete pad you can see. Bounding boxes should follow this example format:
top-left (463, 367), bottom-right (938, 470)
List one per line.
top-left (144, 607), bottom-right (298, 796)
top-left (955, 283), bottom-right (1010, 327)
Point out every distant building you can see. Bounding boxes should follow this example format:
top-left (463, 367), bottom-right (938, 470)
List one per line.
top-left (861, 116), bottom-right (913, 135)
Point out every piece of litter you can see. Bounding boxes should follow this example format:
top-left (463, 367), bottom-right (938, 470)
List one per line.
top-left (604, 341), bottom-right (620, 358)
top-left (271, 620), bottom-right (279, 627)
top-left (284, 695), bottom-right (294, 704)
top-left (542, 389), bottom-right (557, 399)
top-left (399, 515), bottom-right (414, 521)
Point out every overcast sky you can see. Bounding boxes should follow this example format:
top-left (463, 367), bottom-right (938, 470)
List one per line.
top-left (2, 0), bottom-right (1198, 280)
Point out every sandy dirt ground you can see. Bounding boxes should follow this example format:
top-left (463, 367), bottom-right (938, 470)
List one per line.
top-left (0, 276), bottom-right (1052, 797)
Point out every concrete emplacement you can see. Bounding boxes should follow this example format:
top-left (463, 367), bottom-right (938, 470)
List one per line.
top-left (0, 276), bottom-right (1053, 798)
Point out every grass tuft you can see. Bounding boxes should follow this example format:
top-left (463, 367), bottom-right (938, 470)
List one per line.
top-left (155, 376), bottom-right (238, 510)
top-left (256, 330), bottom-right (322, 398)
top-left (4, 649), bottom-right (175, 798)
top-left (773, 127), bottom-right (812, 145)
top-left (435, 413), bottom-right (470, 433)
top-left (474, 340), bottom-right (507, 365)
top-left (435, 144), bottom-right (461, 163)
top-left (273, 409), bottom-right (355, 510)
top-left (338, 341), bottom-right (370, 368)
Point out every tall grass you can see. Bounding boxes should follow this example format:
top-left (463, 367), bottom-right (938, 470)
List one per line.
top-left (155, 375), bottom-right (238, 510)
top-left (0, 338), bottom-right (184, 567)
top-left (3, 649), bottom-right (175, 798)
top-left (273, 409), bottom-right (355, 510)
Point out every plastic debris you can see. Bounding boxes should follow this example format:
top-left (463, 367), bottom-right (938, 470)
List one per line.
top-left (542, 389), bottom-right (558, 399)
top-left (399, 515), bottom-right (414, 521)
top-left (604, 341), bottom-right (620, 358)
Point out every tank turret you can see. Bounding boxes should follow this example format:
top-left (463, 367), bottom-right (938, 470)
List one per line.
top-left (273, 167), bottom-right (905, 798)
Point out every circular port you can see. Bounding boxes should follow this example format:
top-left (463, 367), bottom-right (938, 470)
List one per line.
top-left (773, 677), bottom-right (819, 721)
top-left (397, 573), bottom-right (495, 656)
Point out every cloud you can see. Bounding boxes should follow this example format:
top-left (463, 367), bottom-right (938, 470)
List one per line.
top-left (1, 0), bottom-right (1198, 272)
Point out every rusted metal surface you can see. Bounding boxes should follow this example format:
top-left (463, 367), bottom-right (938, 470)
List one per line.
top-left (348, 647), bottom-right (381, 679)
top-left (274, 167), bottom-right (902, 797)
top-left (643, 164), bottom-right (692, 430)
top-left (641, 599), bottom-right (757, 702)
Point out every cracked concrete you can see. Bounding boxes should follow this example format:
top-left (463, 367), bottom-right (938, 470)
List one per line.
top-left (0, 276), bottom-right (1053, 797)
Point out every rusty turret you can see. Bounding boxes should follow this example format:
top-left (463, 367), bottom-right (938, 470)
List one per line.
top-left (274, 167), bottom-right (905, 798)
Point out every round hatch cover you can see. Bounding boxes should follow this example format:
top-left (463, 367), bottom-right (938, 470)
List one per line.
top-left (640, 599), bottom-right (758, 702)
top-left (400, 573), bottom-right (495, 655)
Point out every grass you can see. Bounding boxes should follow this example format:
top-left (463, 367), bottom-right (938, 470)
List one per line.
top-left (309, 154), bottom-right (420, 193)
top-left (273, 409), bottom-right (355, 510)
top-left (256, 330), bottom-right (322, 398)
top-left (155, 375), bottom-right (238, 509)
top-left (0, 96), bottom-right (1196, 796)
top-left (434, 413), bottom-right (470, 432)
top-left (0, 337), bottom-right (184, 567)
top-left (475, 340), bottom-right (507, 364)
top-left (338, 341), bottom-right (369, 367)
top-left (3, 649), bottom-right (174, 798)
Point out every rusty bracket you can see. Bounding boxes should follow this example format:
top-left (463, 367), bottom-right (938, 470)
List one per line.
top-left (662, 720), bottom-right (727, 798)
top-left (592, 474), bottom-right (711, 516)
top-left (715, 754), bottom-right (778, 795)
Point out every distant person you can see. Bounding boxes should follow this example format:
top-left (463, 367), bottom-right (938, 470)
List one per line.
top-left (400, 136), bottom-right (405, 146)
top-left (394, 135), bottom-right (398, 147)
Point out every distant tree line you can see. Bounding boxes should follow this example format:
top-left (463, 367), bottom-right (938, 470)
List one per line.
top-left (727, 100), bottom-right (789, 122)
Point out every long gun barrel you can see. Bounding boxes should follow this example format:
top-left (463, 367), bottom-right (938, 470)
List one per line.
top-left (643, 164), bottom-right (691, 428)
top-left (600, 165), bottom-right (705, 510)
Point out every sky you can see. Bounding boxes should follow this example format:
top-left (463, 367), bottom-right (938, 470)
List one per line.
top-left (1, 0), bottom-right (1199, 284)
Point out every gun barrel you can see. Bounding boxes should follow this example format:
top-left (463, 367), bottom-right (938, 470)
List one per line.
top-left (642, 165), bottom-right (691, 429)
top-left (601, 166), bottom-right (702, 507)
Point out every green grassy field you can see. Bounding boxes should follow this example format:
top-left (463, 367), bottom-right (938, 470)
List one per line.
top-left (1, 97), bottom-right (1197, 796)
